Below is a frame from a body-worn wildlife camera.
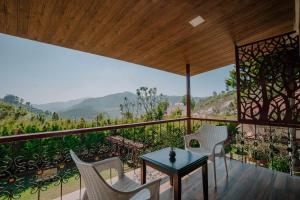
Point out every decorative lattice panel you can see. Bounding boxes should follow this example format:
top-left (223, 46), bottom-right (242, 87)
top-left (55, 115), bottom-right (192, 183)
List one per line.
top-left (236, 32), bottom-right (300, 126)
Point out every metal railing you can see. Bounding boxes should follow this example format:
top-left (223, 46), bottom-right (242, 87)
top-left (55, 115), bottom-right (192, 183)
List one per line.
top-left (0, 118), bottom-right (188, 200)
top-left (191, 118), bottom-right (299, 176)
top-left (0, 117), bottom-right (298, 200)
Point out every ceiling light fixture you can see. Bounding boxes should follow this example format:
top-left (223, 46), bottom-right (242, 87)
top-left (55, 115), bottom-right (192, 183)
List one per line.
top-left (189, 16), bottom-right (205, 27)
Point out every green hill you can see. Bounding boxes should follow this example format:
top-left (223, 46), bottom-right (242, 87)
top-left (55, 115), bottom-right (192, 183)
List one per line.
top-left (1, 94), bottom-right (46, 115)
top-left (193, 91), bottom-right (237, 120)
top-left (0, 100), bottom-right (31, 123)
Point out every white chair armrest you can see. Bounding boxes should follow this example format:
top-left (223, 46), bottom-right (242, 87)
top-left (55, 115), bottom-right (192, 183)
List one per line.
top-left (128, 179), bottom-right (161, 200)
top-left (91, 157), bottom-right (124, 178)
top-left (184, 133), bottom-right (201, 149)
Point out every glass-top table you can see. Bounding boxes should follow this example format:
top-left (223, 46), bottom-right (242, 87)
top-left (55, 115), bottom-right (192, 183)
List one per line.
top-left (140, 147), bottom-right (208, 200)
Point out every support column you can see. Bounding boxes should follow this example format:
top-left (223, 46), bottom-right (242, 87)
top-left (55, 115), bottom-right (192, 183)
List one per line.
top-left (186, 64), bottom-right (191, 134)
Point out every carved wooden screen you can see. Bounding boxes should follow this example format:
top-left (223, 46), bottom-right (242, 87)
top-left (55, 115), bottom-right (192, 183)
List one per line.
top-left (236, 32), bottom-right (300, 126)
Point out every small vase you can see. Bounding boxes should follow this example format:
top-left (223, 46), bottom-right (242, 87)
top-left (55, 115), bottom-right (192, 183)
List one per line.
top-left (169, 147), bottom-right (176, 162)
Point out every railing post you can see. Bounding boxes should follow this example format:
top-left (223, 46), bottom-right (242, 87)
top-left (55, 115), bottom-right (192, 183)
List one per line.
top-left (186, 64), bottom-right (191, 134)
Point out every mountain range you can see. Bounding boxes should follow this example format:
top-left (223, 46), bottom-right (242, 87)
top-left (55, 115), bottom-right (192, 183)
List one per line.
top-left (34, 92), bottom-right (204, 119)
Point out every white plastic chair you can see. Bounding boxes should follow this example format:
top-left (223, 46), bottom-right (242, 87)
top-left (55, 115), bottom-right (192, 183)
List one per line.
top-left (184, 125), bottom-right (228, 187)
top-left (70, 150), bottom-right (161, 200)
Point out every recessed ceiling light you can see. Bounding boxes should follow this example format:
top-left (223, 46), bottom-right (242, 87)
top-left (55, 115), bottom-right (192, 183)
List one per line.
top-left (189, 16), bottom-right (205, 27)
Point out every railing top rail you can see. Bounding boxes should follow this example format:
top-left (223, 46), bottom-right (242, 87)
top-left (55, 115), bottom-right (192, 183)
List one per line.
top-left (0, 118), bottom-right (188, 144)
top-left (1, 117), bottom-right (298, 144)
top-left (191, 117), bottom-right (300, 129)
top-left (190, 117), bottom-right (238, 123)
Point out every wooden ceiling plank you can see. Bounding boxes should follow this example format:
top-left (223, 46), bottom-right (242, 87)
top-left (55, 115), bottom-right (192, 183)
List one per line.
top-left (5, 0), bottom-right (18, 35)
top-left (89, 0), bottom-right (145, 52)
top-left (33, 0), bottom-right (57, 42)
top-left (91, 0), bottom-right (151, 53)
top-left (51, 0), bottom-right (90, 45)
top-left (40, 0), bottom-right (70, 42)
top-left (17, 0), bottom-right (31, 36)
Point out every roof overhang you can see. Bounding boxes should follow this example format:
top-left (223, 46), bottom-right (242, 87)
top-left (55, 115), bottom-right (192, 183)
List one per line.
top-left (0, 0), bottom-right (295, 76)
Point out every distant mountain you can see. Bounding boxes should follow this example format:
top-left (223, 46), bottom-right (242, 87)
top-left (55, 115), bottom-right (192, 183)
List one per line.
top-left (59, 92), bottom-right (137, 119)
top-left (34, 98), bottom-right (86, 112)
top-left (35, 92), bottom-right (205, 120)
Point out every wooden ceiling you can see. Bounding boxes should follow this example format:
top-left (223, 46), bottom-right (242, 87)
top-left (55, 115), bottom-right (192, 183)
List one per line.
top-left (0, 0), bottom-right (295, 76)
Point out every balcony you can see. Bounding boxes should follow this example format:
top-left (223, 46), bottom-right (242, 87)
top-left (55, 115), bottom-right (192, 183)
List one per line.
top-left (0, 118), bottom-right (299, 200)
top-left (0, 1), bottom-right (299, 199)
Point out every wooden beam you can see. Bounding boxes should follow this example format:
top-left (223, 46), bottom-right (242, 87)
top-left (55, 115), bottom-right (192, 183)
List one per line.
top-left (186, 64), bottom-right (191, 134)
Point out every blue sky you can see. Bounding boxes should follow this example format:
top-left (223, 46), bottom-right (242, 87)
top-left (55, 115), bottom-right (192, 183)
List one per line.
top-left (0, 33), bottom-right (234, 104)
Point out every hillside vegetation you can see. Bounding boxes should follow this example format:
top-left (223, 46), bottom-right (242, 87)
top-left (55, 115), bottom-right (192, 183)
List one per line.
top-left (0, 100), bottom-right (29, 122)
top-left (193, 91), bottom-right (237, 120)
top-left (1, 91), bottom-right (237, 122)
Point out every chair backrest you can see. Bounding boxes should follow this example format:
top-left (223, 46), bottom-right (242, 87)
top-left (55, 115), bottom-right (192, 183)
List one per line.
top-left (70, 150), bottom-right (119, 200)
top-left (197, 125), bottom-right (228, 152)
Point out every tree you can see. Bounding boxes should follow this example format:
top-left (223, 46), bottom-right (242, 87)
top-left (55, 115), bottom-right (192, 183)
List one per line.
top-left (170, 107), bottom-right (183, 118)
top-left (14, 107), bottom-right (27, 120)
top-left (213, 91), bottom-right (217, 96)
top-left (181, 96), bottom-right (196, 110)
top-left (95, 112), bottom-right (106, 122)
top-left (37, 114), bottom-right (46, 123)
top-left (52, 112), bottom-right (59, 120)
top-left (3, 94), bottom-right (19, 105)
top-left (120, 97), bottom-right (135, 120)
top-left (45, 110), bottom-right (51, 116)
top-left (120, 87), bottom-right (169, 121)
top-left (155, 100), bottom-right (169, 120)
top-left (136, 87), bottom-right (168, 120)
top-left (225, 68), bottom-right (237, 91)
top-left (78, 117), bottom-right (86, 128)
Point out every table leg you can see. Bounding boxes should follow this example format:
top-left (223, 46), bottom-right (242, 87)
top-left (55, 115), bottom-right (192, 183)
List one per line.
top-left (141, 160), bottom-right (146, 184)
top-left (173, 174), bottom-right (181, 200)
top-left (202, 162), bottom-right (208, 200)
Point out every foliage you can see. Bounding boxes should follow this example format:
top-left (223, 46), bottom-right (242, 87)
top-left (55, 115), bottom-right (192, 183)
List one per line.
top-left (269, 156), bottom-right (290, 173)
top-left (52, 112), bottom-right (59, 120)
top-left (163, 125), bottom-right (184, 149)
top-left (225, 68), bottom-right (237, 91)
top-left (136, 87), bottom-right (168, 120)
top-left (120, 97), bottom-right (136, 120)
top-left (2, 94), bottom-right (48, 115)
top-left (120, 87), bottom-right (169, 121)
top-left (193, 91), bottom-right (237, 119)
top-left (251, 149), bottom-right (269, 161)
top-left (170, 107), bottom-right (183, 118)
top-left (0, 98), bottom-right (187, 199)
top-left (181, 95), bottom-right (196, 110)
